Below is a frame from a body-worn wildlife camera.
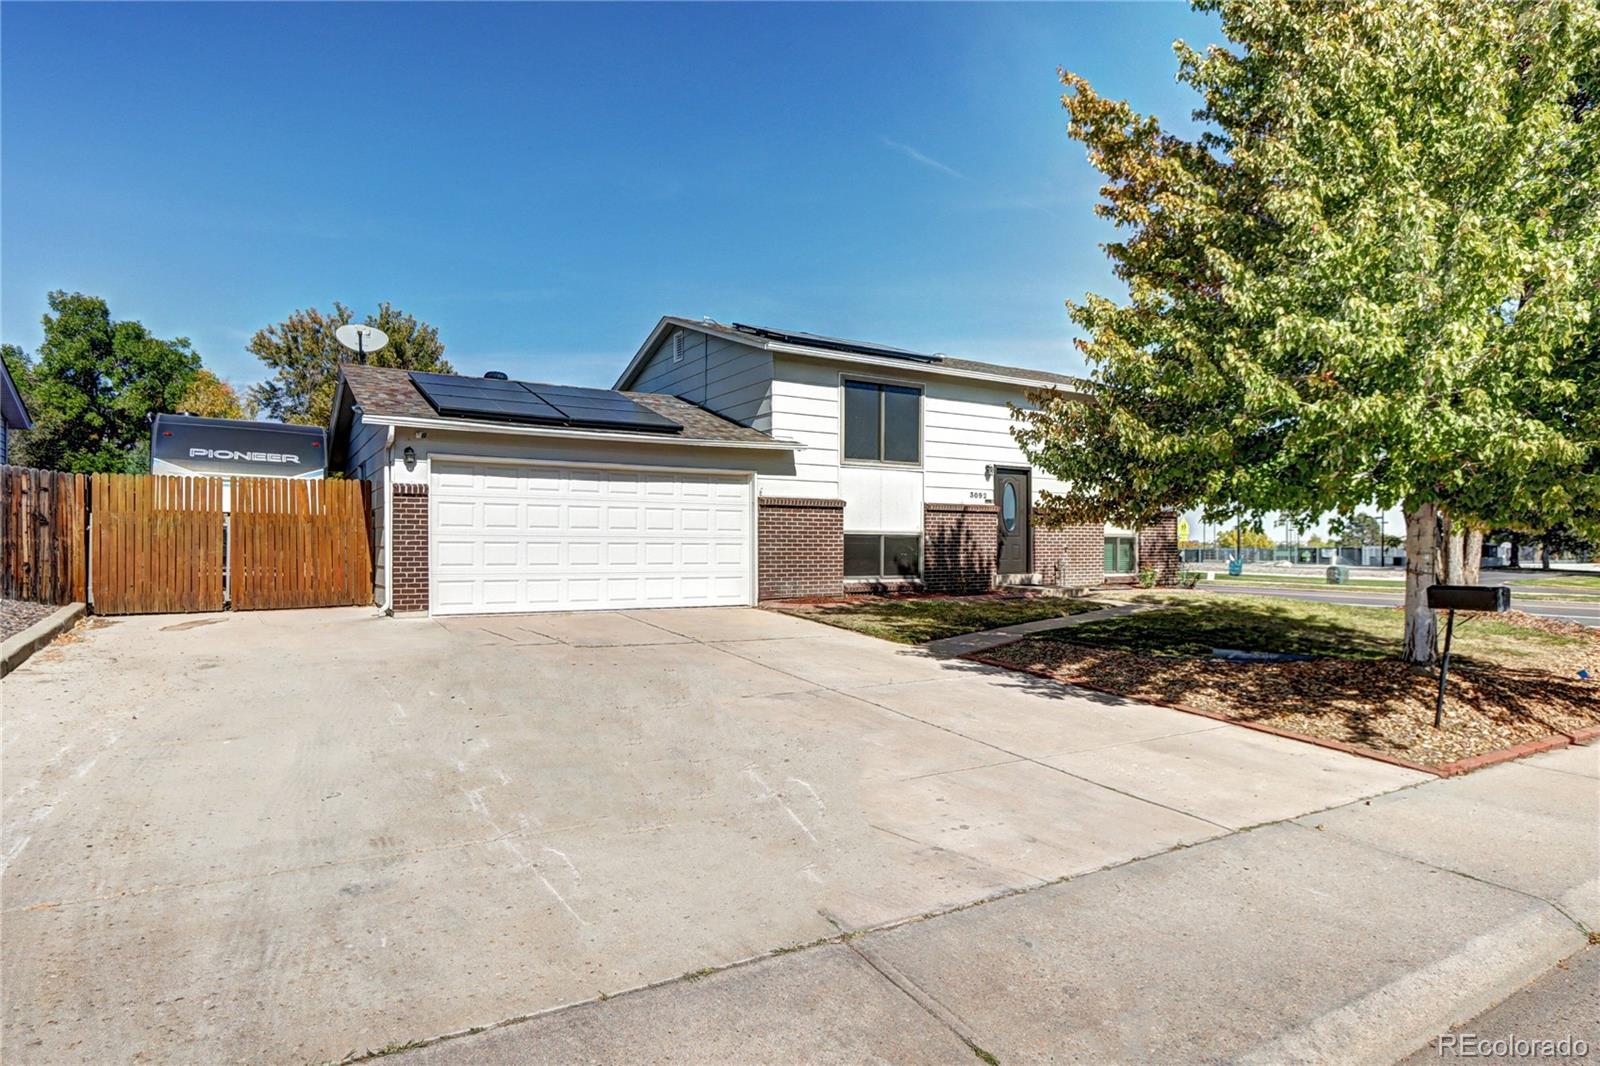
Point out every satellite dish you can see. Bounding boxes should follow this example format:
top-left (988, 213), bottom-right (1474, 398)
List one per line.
top-left (335, 323), bottom-right (389, 362)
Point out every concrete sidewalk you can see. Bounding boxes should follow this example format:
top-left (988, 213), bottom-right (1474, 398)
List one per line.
top-left (921, 601), bottom-right (1158, 657)
top-left (398, 743), bottom-right (1597, 1066)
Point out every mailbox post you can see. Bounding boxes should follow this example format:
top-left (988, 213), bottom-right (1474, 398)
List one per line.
top-left (1425, 585), bottom-right (1513, 727)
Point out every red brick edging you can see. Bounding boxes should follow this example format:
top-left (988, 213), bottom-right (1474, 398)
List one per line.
top-left (1431, 734), bottom-right (1576, 777)
top-left (966, 653), bottom-right (1592, 778)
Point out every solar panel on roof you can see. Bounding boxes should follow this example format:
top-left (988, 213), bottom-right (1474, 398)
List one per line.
top-left (524, 383), bottom-right (682, 432)
top-left (731, 322), bottom-right (942, 363)
top-left (410, 372), bottom-right (568, 424)
top-left (409, 373), bottom-right (681, 433)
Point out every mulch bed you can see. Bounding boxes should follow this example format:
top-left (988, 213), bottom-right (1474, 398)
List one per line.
top-left (977, 611), bottom-right (1600, 770)
top-left (1, 598), bottom-right (56, 641)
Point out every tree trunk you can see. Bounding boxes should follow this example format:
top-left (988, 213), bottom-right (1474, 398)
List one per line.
top-left (1403, 502), bottom-right (1439, 664)
top-left (1443, 521), bottom-right (1464, 585)
top-left (1463, 527), bottom-right (1484, 585)
top-left (1541, 543), bottom-right (1551, 569)
top-left (1507, 532), bottom-right (1521, 568)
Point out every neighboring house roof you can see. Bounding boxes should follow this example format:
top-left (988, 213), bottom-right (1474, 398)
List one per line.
top-left (1, 357), bottom-right (33, 430)
top-left (615, 315), bottom-right (1089, 393)
top-left (329, 363), bottom-right (794, 455)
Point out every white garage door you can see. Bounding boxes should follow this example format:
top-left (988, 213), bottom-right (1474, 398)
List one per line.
top-left (430, 461), bottom-right (753, 615)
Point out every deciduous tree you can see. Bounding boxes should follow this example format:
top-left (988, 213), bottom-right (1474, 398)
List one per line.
top-left (248, 302), bottom-right (451, 427)
top-left (178, 369), bottom-right (250, 420)
top-left (1015, 0), bottom-right (1600, 663)
top-left (3, 292), bottom-right (201, 472)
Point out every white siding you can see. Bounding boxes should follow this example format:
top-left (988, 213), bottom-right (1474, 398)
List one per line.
top-left (391, 428), bottom-right (796, 489)
top-left (759, 355), bottom-right (1069, 522)
top-left (922, 379), bottom-right (1069, 506)
top-left (343, 416), bottom-right (389, 608)
top-left (839, 465), bottom-right (922, 532)
top-left (763, 357), bottom-right (842, 499)
top-left (631, 329), bottom-right (774, 432)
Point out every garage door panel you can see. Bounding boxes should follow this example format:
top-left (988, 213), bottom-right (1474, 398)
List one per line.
top-left (606, 506), bottom-right (641, 531)
top-left (483, 502), bottom-right (520, 528)
top-left (437, 501), bottom-right (477, 528)
top-left (482, 541), bottom-right (519, 568)
top-left (430, 462), bottom-right (753, 614)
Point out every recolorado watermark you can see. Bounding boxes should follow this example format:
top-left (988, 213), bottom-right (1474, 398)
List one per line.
top-left (1434, 1033), bottom-right (1591, 1059)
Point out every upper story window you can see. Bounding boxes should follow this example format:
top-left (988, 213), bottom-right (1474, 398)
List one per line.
top-left (843, 379), bottom-right (921, 464)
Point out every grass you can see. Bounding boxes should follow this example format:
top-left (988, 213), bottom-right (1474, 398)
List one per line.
top-left (1040, 595), bottom-right (1588, 664)
top-left (776, 594), bottom-right (1110, 645)
top-left (1513, 572), bottom-right (1600, 590)
top-left (982, 594), bottom-right (1599, 768)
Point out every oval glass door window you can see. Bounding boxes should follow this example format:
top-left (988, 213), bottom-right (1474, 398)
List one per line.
top-left (1002, 481), bottom-right (1018, 531)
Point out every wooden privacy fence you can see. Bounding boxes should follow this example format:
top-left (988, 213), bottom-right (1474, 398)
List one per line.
top-left (1, 465), bottom-right (373, 615)
top-left (90, 473), bottom-right (225, 615)
top-left (1, 466), bottom-right (87, 605)
top-left (230, 478), bottom-right (372, 610)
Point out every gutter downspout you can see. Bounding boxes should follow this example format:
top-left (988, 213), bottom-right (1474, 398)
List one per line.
top-left (384, 424), bottom-right (396, 615)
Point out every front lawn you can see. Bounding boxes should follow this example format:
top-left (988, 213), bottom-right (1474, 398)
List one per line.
top-left (979, 595), bottom-right (1599, 769)
top-left (772, 593), bottom-right (1110, 645)
top-left (1514, 573), bottom-right (1600, 591)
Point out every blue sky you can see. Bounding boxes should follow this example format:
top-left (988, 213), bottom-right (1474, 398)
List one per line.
top-left (2, 1), bottom-right (1224, 391)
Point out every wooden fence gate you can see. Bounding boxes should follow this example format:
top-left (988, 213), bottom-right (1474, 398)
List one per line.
top-left (4, 468), bottom-right (372, 614)
top-left (90, 473), bottom-right (225, 614)
top-left (1, 466), bottom-right (87, 605)
top-left (230, 478), bottom-right (372, 610)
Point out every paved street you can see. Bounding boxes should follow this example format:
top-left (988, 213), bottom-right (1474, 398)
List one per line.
top-left (1, 607), bottom-right (1593, 1064)
top-left (1403, 948), bottom-right (1598, 1065)
top-left (1201, 583), bottom-right (1600, 626)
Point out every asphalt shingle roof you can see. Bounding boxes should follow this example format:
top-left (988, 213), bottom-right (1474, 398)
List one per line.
top-left (336, 363), bottom-right (783, 445)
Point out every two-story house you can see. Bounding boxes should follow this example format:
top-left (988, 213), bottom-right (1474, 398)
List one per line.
top-left (329, 316), bottom-right (1178, 616)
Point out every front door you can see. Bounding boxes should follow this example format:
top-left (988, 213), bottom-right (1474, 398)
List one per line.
top-left (995, 468), bottom-right (1031, 575)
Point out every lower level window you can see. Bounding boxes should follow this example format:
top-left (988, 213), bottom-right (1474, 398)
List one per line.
top-left (845, 533), bottom-right (922, 579)
top-left (1105, 535), bottom-right (1136, 575)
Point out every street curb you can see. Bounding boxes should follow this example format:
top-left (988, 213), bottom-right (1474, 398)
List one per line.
top-left (1564, 723), bottom-right (1600, 745)
top-left (1, 602), bottom-right (86, 678)
top-left (1234, 905), bottom-right (1589, 1066)
top-left (966, 653), bottom-right (1587, 778)
top-left (1433, 734), bottom-right (1575, 777)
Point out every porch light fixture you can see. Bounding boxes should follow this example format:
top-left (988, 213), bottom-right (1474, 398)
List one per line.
top-left (403, 446), bottom-right (417, 470)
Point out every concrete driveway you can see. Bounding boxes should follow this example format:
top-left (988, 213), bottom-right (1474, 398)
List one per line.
top-left (0, 606), bottom-right (1425, 1063)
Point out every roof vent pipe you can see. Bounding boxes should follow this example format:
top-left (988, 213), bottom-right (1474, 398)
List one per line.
top-left (484, 371), bottom-right (509, 380)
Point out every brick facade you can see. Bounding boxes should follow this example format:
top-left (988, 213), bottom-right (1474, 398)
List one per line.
top-left (757, 497), bottom-right (845, 601)
top-left (1138, 513), bottom-right (1182, 585)
top-left (391, 483), bottom-right (430, 613)
top-left (923, 503), bottom-right (999, 594)
top-left (1032, 520), bottom-right (1107, 589)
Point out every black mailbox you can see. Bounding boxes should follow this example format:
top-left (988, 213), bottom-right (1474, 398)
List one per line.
top-left (1426, 585), bottom-right (1512, 612)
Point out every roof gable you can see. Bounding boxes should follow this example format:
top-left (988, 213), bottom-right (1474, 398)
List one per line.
top-left (1, 357), bottom-right (32, 430)
top-left (616, 316), bottom-right (1085, 393)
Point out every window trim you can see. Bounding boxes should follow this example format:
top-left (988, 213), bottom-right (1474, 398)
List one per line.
top-left (1104, 533), bottom-right (1138, 576)
top-left (838, 374), bottom-right (923, 469)
top-left (843, 532), bottom-right (924, 580)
